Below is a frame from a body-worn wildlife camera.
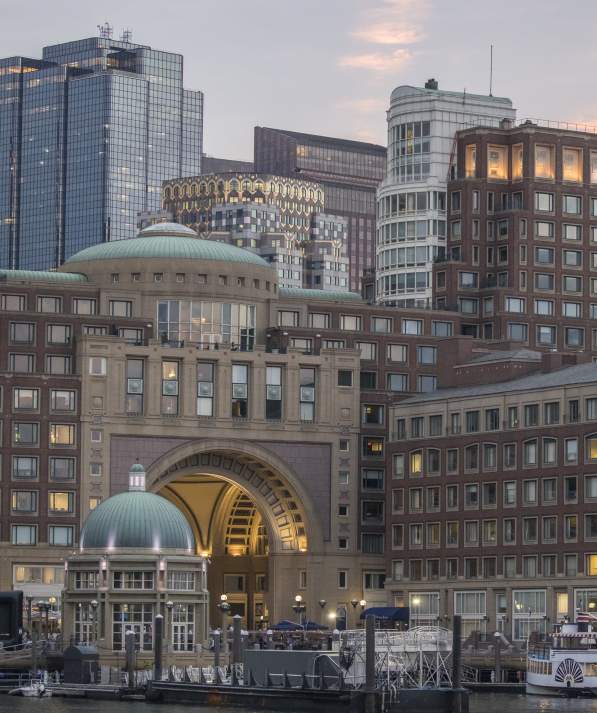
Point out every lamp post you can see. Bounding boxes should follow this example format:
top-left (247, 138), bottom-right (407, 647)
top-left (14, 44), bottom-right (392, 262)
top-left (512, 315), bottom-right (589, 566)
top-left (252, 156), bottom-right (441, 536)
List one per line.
top-left (91, 600), bottom-right (99, 644)
top-left (293, 595), bottom-right (306, 631)
top-left (217, 594), bottom-right (231, 655)
top-left (38, 601), bottom-right (50, 639)
top-left (493, 631), bottom-right (501, 683)
top-left (166, 600), bottom-right (174, 670)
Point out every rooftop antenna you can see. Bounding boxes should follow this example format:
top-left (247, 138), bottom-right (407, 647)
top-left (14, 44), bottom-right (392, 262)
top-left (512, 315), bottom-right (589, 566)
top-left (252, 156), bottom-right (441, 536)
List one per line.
top-left (120, 28), bottom-right (133, 43)
top-left (489, 44), bottom-right (494, 96)
top-left (97, 22), bottom-right (113, 39)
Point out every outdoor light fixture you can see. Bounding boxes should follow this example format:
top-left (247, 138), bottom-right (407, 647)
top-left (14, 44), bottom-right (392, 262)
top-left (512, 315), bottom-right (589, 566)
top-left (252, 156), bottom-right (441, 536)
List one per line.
top-left (319, 599), bottom-right (327, 609)
top-left (350, 599), bottom-right (359, 609)
top-left (359, 599), bottom-right (367, 609)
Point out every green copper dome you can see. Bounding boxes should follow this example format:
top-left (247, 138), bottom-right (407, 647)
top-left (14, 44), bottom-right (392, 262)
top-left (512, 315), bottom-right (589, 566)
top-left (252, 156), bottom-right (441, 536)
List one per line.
top-left (80, 491), bottom-right (195, 552)
top-left (63, 228), bottom-right (270, 268)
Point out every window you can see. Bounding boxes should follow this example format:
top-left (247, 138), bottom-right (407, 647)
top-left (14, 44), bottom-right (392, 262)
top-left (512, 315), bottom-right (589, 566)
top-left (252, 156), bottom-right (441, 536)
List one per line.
top-left (265, 366), bottom-right (282, 420)
top-left (416, 346), bottom-right (437, 365)
top-left (417, 375), bottom-right (436, 393)
top-left (13, 387), bottom-right (38, 411)
top-left (363, 437), bottom-right (384, 457)
top-left (447, 449), bottom-right (458, 473)
top-left (483, 444), bottom-right (497, 471)
top-left (402, 319), bottom-right (422, 335)
top-left (504, 481), bottom-right (516, 506)
top-left (372, 317), bottom-right (391, 333)
top-left (565, 515), bottom-right (577, 541)
top-left (362, 469), bottom-right (384, 491)
top-left (11, 525), bottom-right (37, 545)
top-left (410, 450), bottom-right (422, 476)
top-left (464, 483), bottom-right (479, 508)
top-left (466, 411), bottom-right (480, 433)
top-left (49, 424), bottom-right (75, 447)
top-left (487, 145), bottom-right (507, 179)
top-left (1, 294), bottom-right (25, 311)
top-left (485, 408), bottom-right (500, 431)
top-left (109, 300), bottom-right (132, 317)
top-left (13, 423), bottom-right (38, 446)
top-left (299, 367), bottom-right (315, 421)
top-left (12, 456), bottom-right (38, 480)
top-left (504, 518), bottom-right (516, 544)
top-left (431, 321), bottom-right (452, 337)
top-left (9, 353), bottom-right (34, 373)
top-left (46, 355), bottom-right (71, 375)
top-left (309, 313), bottom-right (329, 329)
top-left (508, 323), bottom-right (528, 342)
top-left (505, 297), bottom-right (525, 313)
top-left (49, 457), bottom-right (75, 481)
top-left (340, 315), bottom-right (361, 331)
top-left (89, 357), bottom-right (106, 376)
top-left (565, 438), bottom-right (578, 464)
top-left (535, 220), bottom-right (554, 239)
top-left (586, 514), bottom-right (597, 540)
top-left (73, 298), bottom-right (96, 315)
top-left (387, 344), bottom-right (407, 362)
top-left (566, 327), bottom-right (584, 347)
top-left (338, 370), bottom-right (353, 387)
top-left (535, 145), bottom-right (554, 179)
top-left (49, 491), bottom-right (74, 514)
top-left (465, 144), bottom-right (476, 177)
top-left (10, 322), bottom-right (35, 344)
top-left (50, 390), bottom-right (76, 412)
top-left (563, 194), bottom-right (582, 215)
top-left (361, 534), bottom-right (383, 554)
top-left (504, 443), bottom-right (517, 469)
top-left (544, 402), bottom-right (560, 425)
top-left (563, 147), bottom-right (583, 182)
top-left (535, 191), bottom-right (554, 212)
top-left (161, 361), bottom-right (179, 415)
top-left (278, 310), bottom-right (299, 327)
top-left (11, 491), bottom-right (38, 513)
top-left (197, 362), bottom-right (214, 416)
top-left (362, 405), bottom-right (384, 425)
top-left (126, 359), bottom-right (144, 414)
top-left (37, 296), bottom-right (61, 313)
top-left (523, 517), bottom-right (538, 543)
top-left (357, 342), bottom-right (377, 360)
top-left (47, 324), bottom-right (71, 345)
top-left (360, 371), bottom-right (377, 389)
top-left (231, 364), bottom-right (249, 417)
top-left (429, 415), bottom-right (443, 437)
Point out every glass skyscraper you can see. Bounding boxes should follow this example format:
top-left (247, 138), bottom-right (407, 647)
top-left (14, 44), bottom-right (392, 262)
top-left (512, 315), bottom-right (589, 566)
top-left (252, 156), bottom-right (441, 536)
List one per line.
top-left (0, 36), bottom-right (203, 269)
top-left (254, 127), bottom-right (386, 292)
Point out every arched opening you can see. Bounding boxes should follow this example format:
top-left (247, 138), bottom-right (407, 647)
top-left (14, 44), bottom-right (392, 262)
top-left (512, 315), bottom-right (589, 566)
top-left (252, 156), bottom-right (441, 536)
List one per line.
top-left (145, 440), bottom-right (323, 630)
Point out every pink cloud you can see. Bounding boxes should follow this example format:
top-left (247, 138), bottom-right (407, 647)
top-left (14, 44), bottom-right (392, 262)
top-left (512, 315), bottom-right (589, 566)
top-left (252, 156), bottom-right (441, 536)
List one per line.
top-left (338, 48), bottom-right (413, 73)
top-left (352, 24), bottom-right (422, 45)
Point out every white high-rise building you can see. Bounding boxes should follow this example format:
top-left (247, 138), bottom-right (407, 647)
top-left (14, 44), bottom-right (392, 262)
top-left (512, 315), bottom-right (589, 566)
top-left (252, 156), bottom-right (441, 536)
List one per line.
top-left (376, 79), bottom-right (515, 307)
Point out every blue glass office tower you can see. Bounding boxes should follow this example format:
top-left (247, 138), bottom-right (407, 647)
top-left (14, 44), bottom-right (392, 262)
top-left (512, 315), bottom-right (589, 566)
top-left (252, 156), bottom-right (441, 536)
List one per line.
top-left (0, 37), bottom-right (203, 269)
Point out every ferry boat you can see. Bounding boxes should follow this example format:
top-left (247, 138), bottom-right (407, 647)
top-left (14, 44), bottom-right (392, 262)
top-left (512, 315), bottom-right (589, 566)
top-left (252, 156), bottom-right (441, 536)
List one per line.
top-left (527, 617), bottom-right (597, 696)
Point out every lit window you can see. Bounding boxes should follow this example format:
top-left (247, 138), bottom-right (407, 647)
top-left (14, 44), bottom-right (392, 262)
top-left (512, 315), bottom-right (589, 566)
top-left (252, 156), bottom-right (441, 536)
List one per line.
top-left (465, 145), bottom-right (476, 178)
top-left (535, 144), bottom-right (555, 179)
top-left (563, 147), bottom-right (583, 182)
top-left (487, 145), bottom-right (507, 179)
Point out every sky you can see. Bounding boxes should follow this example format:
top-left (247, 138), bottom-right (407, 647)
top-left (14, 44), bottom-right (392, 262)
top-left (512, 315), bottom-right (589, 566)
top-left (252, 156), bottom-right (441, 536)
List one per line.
top-left (3, 0), bottom-right (597, 161)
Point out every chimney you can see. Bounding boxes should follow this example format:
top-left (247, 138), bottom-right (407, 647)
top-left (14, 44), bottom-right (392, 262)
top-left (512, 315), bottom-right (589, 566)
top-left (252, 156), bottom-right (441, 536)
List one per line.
top-left (424, 78), bottom-right (438, 90)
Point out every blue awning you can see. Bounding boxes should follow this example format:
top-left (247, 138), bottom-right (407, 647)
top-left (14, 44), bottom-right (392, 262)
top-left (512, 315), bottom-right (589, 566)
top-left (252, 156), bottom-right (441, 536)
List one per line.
top-left (360, 607), bottom-right (409, 622)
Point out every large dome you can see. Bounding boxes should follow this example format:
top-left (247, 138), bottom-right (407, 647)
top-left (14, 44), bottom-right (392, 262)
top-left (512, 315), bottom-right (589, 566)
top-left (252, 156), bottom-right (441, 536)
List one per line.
top-left (63, 224), bottom-right (270, 267)
top-left (80, 491), bottom-right (195, 552)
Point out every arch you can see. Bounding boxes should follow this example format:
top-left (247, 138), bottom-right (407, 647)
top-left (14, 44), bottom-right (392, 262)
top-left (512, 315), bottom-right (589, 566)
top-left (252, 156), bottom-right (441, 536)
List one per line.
top-left (145, 439), bottom-right (324, 555)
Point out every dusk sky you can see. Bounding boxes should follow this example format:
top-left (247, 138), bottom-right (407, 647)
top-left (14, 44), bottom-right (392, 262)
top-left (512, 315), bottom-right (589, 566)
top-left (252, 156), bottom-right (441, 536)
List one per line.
top-left (4, 0), bottom-right (596, 161)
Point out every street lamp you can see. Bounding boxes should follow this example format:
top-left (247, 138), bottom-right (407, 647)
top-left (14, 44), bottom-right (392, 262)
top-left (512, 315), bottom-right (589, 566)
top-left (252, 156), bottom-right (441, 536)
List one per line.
top-left (90, 600), bottom-right (99, 644)
top-left (166, 600), bottom-right (174, 666)
top-left (217, 595), bottom-right (231, 655)
top-left (293, 595), bottom-right (306, 629)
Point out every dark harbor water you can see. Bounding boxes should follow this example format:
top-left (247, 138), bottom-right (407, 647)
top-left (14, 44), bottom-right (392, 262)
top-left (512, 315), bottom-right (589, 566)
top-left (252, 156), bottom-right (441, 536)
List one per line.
top-left (0, 693), bottom-right (595, 713)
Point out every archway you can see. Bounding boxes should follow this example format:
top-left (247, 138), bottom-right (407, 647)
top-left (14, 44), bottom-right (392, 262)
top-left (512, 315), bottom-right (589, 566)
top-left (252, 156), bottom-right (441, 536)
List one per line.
top-left (144, 439), bottom-right (323, 628)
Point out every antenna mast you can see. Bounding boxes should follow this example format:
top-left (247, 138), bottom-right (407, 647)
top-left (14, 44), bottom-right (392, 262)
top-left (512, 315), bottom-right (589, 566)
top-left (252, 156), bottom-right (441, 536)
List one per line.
top-left (97, 22), bottom-right (113, 39)
top-left (489, 44), bottom-right (493, 96)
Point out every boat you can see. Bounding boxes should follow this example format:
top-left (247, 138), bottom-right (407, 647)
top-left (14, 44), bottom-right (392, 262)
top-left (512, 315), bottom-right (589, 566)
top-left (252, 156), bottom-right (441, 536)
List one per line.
top-left (527, 616), bottom-right (597, 696)
top-left (8, 681), bottom-right (52, 697)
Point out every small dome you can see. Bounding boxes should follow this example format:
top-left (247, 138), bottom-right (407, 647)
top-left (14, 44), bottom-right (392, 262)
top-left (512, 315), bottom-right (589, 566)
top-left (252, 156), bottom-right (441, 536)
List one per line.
top-left (129, 462), bottom-right (146, 474)
top-left (137, 222), bottom-right (198, 238)
top-left (80, 491), bottom-right (195, 552)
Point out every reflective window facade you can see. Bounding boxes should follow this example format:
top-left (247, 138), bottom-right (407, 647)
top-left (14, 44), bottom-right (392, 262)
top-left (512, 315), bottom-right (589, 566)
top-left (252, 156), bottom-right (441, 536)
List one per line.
top-left (254, 127), bottom-right (386, 292)
top-left (0, 38), bottom-right (203, 269)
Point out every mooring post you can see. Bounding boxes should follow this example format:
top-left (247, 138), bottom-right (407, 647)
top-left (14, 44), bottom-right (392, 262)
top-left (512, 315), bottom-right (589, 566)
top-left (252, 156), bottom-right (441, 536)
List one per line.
top-left (153, 614), bottom-right (164, 681)
top-left (125, 628), bottom-right (136, 689)
top-left (452, 614), bottom-right (462, 713)
top-left (31, 629), bottom-right (38, 677)
top-left (365, 614), bottom-right (377, 713)
top-left (213, 629), bottom-right (221, 672)
top-left (494, 631), bottom-right (502, 684)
